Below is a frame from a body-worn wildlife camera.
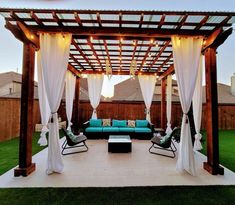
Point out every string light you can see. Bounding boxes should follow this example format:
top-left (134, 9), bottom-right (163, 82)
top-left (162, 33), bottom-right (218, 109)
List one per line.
top-left (120, 37), bottom-right (123, 43)
top-left (133, 40), bottom-right (136, 46)
top-left (90, 36), bottom-right (93, 41)
top-left (150, 39), bottom-right (154, 44)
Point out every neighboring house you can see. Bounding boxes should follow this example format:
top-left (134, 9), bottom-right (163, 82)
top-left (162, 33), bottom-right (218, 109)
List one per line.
top-left (0, 71), bottom-right (38, 98)
top-left (111, 76), bottom-right (235, 104)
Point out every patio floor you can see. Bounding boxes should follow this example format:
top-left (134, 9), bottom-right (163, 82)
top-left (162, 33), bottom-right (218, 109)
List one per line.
top-left (0, 139), bottom-right (234, 187)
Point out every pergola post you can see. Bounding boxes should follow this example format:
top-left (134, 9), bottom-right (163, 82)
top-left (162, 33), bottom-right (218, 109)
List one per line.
top-left (161, 77), bottom-right (166, 130)
top-left (203, 47), bottom-right (224, 175)
top-left (14, 43), bottom-right (36, 177)
top-left (73, 76), bottom-right (80, 134)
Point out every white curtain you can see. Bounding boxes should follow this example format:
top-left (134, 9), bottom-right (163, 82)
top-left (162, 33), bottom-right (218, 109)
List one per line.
top-left (87, 74), bottom-right (104, 119)
top-left (138, 75), bottom-right (156, 122)
top-left (166, 75), bottom-right (172, 134)
top-left (193, 55), bottom-right (203, 151)
top-left (40, 33), bottom-right (72, 174)
top-left (65, 71), bottom-right (76, 131)
top-left (37, 51), bottom-right (51, 146)
top-left (172, 36), bottom-right (203, 176)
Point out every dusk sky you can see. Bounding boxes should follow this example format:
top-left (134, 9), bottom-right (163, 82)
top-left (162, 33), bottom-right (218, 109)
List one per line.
top-left (0, 0), bottom-right (234, 95)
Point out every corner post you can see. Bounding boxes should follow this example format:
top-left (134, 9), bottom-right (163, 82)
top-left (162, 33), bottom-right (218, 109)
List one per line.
top-left (203, 47), bottom-right (224, 175)
top-left (14, 43), bottom-right (36, 177)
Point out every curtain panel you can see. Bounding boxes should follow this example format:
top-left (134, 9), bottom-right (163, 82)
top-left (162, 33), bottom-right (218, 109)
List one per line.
top-left (40, 33), bottom-right (72, 174)
top-left (65, 71), bottom-right (76, 131)
top-left (87, 74), bottom-right (104, 119)
top-left (37, 51), bottom-right (51, 146)
top-left (138, 75), bottom-right (156, 122)
top-left (193, 55), bottom-right (203, 151)
top-left (171, 36), bottom-right (203, 176)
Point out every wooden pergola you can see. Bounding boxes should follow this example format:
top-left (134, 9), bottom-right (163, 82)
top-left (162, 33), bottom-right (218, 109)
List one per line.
top-left (0, 8), bottom-right (234, 176)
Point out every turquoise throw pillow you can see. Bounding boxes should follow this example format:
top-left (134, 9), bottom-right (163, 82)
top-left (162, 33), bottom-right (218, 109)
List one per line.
top-left (90, 119), bottom-right (102, 127)
top-left (136, 120), bottom-right (148, 127)
top-left (112, 120), bottom-right (127, 127)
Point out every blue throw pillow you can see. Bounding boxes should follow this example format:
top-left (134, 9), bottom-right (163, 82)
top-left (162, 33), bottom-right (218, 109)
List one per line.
top-left (112, 120), bottom-right (127, 127)
top-left (136, 120), bottom-right (148, 127)
top-left (90, 119), bottom-right (102, 127)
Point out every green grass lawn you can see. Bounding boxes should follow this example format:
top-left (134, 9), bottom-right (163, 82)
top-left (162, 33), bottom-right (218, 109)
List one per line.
top-left (0, 131), bottom-right (64, 176)
top-left (0, 186), bottom-right (235, 205)
top-left (201, 130), bottom-right (235, 172)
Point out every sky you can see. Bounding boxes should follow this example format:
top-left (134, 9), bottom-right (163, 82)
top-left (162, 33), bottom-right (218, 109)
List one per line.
top-left (0, 0), bottom-right (234, 97)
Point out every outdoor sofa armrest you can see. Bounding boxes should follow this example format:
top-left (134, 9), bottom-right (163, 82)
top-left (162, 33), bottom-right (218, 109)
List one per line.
top-left (83, 121), bottom-right (90, 129)
top-left (148, 122), bottom-right (155, 133)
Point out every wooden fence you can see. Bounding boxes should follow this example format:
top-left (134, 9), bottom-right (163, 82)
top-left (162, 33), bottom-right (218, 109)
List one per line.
top-left (0, 98), bottom-right (235, 141)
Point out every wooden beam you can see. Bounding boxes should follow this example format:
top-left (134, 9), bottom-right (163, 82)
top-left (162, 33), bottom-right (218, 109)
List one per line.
top-left (139, 13), bottom-right (144, 28)
top-left (119, 12), bottom-right (122, 28)
top-left (14, 43), bottom-right (36, 177)
top-left (176, 14), bottom-right (188, 29)
top-left (157, 53), bottom-right (173, 72)
top-left (158, 65), bottom-right (174, 80)
top-left (73, 77), bottom-right (80, 134)
top-left (69, 54), bottom-right (85, 70)
top-left (30, 11), bottom-right (43, 26)
top-left (68, 63), bottom-right (81, 76)
top-left (161, 77), bottom-right (167, 130)
top-left (71, 39), bottom-right (94, 70)
top-left (31, 26), bottom-right (212, 37)
top-left (52, 11), bottom-right (63, 27)
top-left (87, 39), bottom-right (103, 71)
top-left (5, 21), bottom-right (24, 42)
top-left (203, 47), bottom-right (224, 175)
top-left (97, 13), bottom-right (102, 27)
top-left (158, 14), bottom-right (166, 29)
top-left (148, 40), bottom-right (171, 70)
top-left (103, 40), bottom-right (112, 68)
top-left (195, 15), bottom-right (209, 30)
top-left (139, 44), bottom-right (153, 70)
top-left (16, 21), bottom-right (39, 48)
top-left (202, 28), bottom-right (222, 51)
top-left (74, 12), bottom-right (83, 26)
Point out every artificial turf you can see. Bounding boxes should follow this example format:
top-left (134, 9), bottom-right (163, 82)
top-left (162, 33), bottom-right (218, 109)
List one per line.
top-left (201, 130), bottom-right (235, 172)
top-left (0, 186), bottom-right (234, 205)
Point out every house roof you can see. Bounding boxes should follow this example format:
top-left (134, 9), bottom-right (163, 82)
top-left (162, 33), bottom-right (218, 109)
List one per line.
top-left (112, 77), bottom-right (235, 104)
top-left (0, 8), bottom-right (235, 78)
top-left (0, 71), bottom-right (24, 88)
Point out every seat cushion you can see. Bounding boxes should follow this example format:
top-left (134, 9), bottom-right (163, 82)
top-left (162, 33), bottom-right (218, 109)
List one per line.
top-left (85, 127), bottom-right (103, 132)
top-left (134, 127), bottom-right (152, 133)
top-left (136, 120), bottom-right (149, 127)
top-left (112, 120), bottom-right (127, 127)
top-left (89, 119), bottom-right (102, 127)
top-left (103, 127), bottom-right (119, 132)
top-left (119, 127), bottom-right (135, 132)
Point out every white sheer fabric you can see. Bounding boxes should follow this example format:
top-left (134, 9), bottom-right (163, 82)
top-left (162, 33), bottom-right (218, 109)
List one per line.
top-left (138, 75), bottom-right (156, 122)
top-left (37, 51), bottom-right (51, 146)
top-left (193, 55), bottom-right (203, 151)
top-left (40, 33), bottom-right (72, 174)
top-left (87, 74), bottom-right (104, 119)
top-left (172, 36), bottom-right (203, 176)
top-left (65, 71), bottom-right (76, 131)
top-left (166, 75), bottom-right (172, 134)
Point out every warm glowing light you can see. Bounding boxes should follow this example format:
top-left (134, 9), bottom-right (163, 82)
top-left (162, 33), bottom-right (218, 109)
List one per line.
top-left (150, 39), bottom-right (154, 44)
top-left (120, 37), bottom-right (123, 43)
top-left (133, 40), bottom-right (136, 46)
top-left (148, 53), bottom-right (152, 57)
top-left (155, 42), bottom-right (158, 47)
top-left (30, 34), bottom-right (34, 39)
top-left (90, 36), bottom-right (93, 41)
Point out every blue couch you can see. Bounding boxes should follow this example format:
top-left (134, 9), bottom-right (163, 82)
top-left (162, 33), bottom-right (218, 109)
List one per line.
top-left (83, 119), bottom-right (154, 139)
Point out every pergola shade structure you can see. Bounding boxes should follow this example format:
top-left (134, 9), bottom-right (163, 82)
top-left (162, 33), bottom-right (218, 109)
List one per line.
top-left (0, 8), bottom-right (234, 176)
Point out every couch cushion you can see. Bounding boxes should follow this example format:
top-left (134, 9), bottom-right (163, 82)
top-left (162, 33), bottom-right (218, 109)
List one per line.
top-left (90, 119), bottom-right (102, 127)
top-left (112, 120), bottom-right (127, 127)
top-left (102, 119), bottom-right (111, 127)
top-left (85, 127), bottom-right (103, 132)
top-left (134, 127), bottom-right (152, 133)
top-left (119, 127), bottom-right (135, 132)
top-left (127, 120), bottom-right (135, 128)
top-left (136, 120), bottom-right (148, 128)
top-left (103, 127), bottom-right (119, 132)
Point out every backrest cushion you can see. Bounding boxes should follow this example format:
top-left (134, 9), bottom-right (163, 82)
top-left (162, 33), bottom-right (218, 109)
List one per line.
top-left (102, 119), bottom-right (111, 127)
top-left (127, 120), bottom-right (135, 128)
top-left (65, 129), bottom-right (77, 143)
top-left (136, 120), bottom-right (148, 127)
top-left (112, 120), bottom-right (127, 127)
top-left (90, 119), bottom-right (102, 127)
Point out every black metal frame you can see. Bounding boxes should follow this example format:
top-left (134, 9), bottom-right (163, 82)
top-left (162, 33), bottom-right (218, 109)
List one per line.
top-left (61, 139), bottom-right (88, 156)
top-left (149, 140), bottom-right (177, 158)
